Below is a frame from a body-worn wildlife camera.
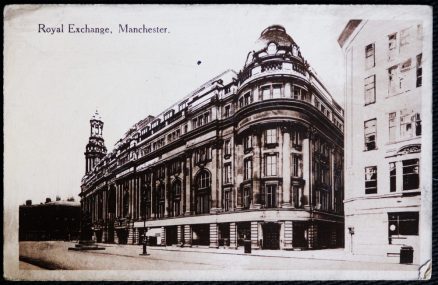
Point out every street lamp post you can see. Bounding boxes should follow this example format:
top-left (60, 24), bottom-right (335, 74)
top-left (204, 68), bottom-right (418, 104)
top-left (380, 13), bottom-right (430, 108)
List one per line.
top-left (140, 187), bottom-right (149, 256)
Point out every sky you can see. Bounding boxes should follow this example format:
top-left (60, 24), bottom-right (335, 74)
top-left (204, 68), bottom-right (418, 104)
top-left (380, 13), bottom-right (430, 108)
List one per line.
top-left (4, 5), bottom-right (427, 205)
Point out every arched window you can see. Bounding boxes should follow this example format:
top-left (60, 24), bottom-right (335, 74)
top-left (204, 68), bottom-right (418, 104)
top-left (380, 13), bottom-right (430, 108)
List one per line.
top-left (195, 170), bottom-right (211, 214)
top-left (171, 179), bottom-right (182, 217)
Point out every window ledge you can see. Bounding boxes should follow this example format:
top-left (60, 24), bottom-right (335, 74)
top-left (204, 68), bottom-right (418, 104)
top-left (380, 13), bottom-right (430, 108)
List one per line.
top-left (363, 147), bottom-right (378, 152)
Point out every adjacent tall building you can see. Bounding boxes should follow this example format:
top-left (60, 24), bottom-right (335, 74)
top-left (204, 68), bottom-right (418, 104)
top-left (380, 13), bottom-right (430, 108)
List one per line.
top-left (80, 25), bottom-right (344, 250)
top-left (338, 20), bottom-right (424, 263)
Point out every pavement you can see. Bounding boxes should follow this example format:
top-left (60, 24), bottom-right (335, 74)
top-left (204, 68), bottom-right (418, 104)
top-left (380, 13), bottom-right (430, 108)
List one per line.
top-left (19, 241), bottom-right (419, 273)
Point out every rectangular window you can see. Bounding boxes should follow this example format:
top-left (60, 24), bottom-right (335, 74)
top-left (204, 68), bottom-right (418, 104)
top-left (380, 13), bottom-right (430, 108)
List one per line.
top-left (292, 154), bottom-right (302, 177)
top-left (224, 190), bottom-right (231, 211)
top-left (164, 110), bottom-right (174, 120)
top-left (416, 54), bottom-right (422, 87)
top-left (244, 159), bottom-right (252, 180)
top-left (388, 65), bottom-right (399, 95)
top-left (224, 140), bottom-right (231, 157)
top-left (261, 86), bottom-right (270, 100)
top-left (265, 184), bottom-right (277, 208)
top-left (388, 33), bottom-right (397, 61)
top-left (388, 212), bottom-right (419, 237)
top-left (364, 119), bottom-right (377, 151)
top-left (365, 166), bottom-right (377, 194)
top-left (224, 163), bottom-right (232, 184)
top-left (192, 118), bottom-right (197, 129)
top-left (403, 159), bottom-right (419, 190)
top-left (204, 112), bottom-right (210, 124)
top-left (272, 84), bottom-right (282, 98)
top-left (390, 162), bottom-right (396, 192)
top-left (239, 97), bottom-right (244, 108)
top-left (224, 105), bottom-right (231, 118)
top-left (178, 101), bottom-right (187, 111)
top-left (265, 155), bottom-right (277, 176)
top-left (364, 75), bottom-right (376, 105)
top-left (292, 85), bottom-right (301, 99)
top-left (244, 135), bottom-right (252, 151)
top-left (265, 129), bottom-right (277, 144)
top-left (243, 187), bottom-right (251, 209)
top-left (365, 43), bottom-right (375, 69)
top-left (400, 28), bottom-right (410, 51)
top-left (389, 112), bottom-right (397, 142)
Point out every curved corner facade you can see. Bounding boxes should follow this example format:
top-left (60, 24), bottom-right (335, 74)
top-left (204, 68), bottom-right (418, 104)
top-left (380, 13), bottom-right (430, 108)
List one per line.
top-left (80, 25), bottom-right (345, 250)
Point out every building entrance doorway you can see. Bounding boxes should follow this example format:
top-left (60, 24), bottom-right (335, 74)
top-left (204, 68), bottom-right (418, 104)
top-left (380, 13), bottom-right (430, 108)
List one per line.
top-left (166, 226), bottom-right (178, 246)
top-left (262, 222), bottom-right (280, 249)
top-left (293, 222), bottom-right (307, 248)
top-left (192, 224), bottom-right (209, 246)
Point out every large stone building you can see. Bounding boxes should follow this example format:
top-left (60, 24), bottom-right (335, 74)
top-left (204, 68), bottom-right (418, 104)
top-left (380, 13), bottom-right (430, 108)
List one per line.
top-left (80, 25), bottom-right (344, 250)
top-left (338, 20), bottom-right (424, 263)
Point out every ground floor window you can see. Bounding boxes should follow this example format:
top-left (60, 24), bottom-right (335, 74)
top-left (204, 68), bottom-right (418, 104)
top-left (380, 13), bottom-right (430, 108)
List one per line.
top-left (403, 159), bottom-right (420, 190)
top-left (388, 212), bottom-right (419, 243)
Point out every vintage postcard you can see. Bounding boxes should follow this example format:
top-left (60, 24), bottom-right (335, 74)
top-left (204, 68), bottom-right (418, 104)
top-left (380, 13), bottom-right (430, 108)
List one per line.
top-left (4, 4), bottom-right (432, 281)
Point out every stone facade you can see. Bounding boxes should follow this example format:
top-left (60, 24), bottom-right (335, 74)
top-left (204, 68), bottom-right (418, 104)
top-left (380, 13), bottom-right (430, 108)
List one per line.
top-left (80, 25), bottom-right (344, 250)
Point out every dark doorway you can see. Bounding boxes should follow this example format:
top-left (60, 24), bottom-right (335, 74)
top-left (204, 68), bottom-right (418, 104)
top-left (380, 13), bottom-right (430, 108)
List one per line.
top-left (293, 222), bottom-right (307, 248)
top-left (107, 225), bottom-right (114, 243)
top-left (116, 229), bottom-right (128, 244)
top-left (218, 223), bottom-right (230, 246)
top-left (237, 222), bottom-right (251, 247)
top-left (262, 222), bottom-right (280, 249)
top-left (192, 224), bottom-right (209, 246)
top-left (317, 222), bottom-right (330, 249)
top-left (166, 226), bottom-right (178, 246)
top-left (95, 230), bottom-right (102, 243)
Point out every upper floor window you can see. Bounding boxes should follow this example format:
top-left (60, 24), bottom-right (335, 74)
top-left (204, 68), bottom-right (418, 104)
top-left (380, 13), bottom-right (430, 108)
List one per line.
top-left (364, 119), bottom-right (377, 151)
top-left (224, 163), bottom-right (232, 184)
top-left (400, 28), bottom-right (411, 52)
top-left (292, 85), bottom-right (302, 100)
top-left (365, 43), bottom-right (375, 69)
top-left (260, 86), bottom-right (270, 100)
top-left (224, 104), bottom-right (231, 118)
top-left (388, 33), bottom-right (397, 61)
top-left (223, 189), bottom-right (231, 211)
top-left (224, 139), bottom-right (231, 157)
top-left (244, 135), bottom-right (252, 152)
top-left (151, 119), bottom-right (160, 129)
top-left (365, 166), bottom-right (377, 194)
top-left (400, 110), bottom-right (421, 139)
top-left (364, 75), bottom-right (376, 105)
top-left (244, 158), bottom-right (252, 180)
top-left (292, 154), bottom-right (302, 177)
top-left (389, 112), bottom-right (397, 142)
top-left (416, 54), bottom-right (422, 87)
top-left (265, 154), bottom-right (277, 176)
top-left (272, 84), bottom-right (282, 98)
top-left (265, 129), bottom-right (277, 145)
top-left (390, 162), bottom-right (396, 192)
top-left (178, 100), bottom-right (187, 111)
top-left (403, 159), bottom-right (419, 190)
top-left (164, 110), bottom-right (174, 121)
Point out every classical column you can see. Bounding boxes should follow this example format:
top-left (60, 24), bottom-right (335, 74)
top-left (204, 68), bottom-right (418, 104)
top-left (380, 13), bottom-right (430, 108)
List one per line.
top-left (165, 165), bottom-right (170, 217)
top-left (235, 142), bottom-right (244, 210)
top-left (209, 223), bottom-right (219, 248)
top-left (185, 153), bottom-right (192, 215)
top-left (282, 127), bottom-right (292, 207)
top-left (210, 146), bottom-right (219, 213)
top-left (229, 222), bottom-right (237, 249)
top-left (302, 130), bottom-right (311, 208)
top-left (283, 221), bottom-right (293, 249)
top-left (184, 225), bottom-right (192, 247)
top-left (252, 132), bottom-right (261, 209)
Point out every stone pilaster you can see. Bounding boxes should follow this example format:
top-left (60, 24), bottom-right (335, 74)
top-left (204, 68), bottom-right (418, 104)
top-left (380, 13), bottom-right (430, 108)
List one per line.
top-left (330, 228), bottom-right (337, 248)
top-left (283, 221), bottom-right (293, 249)
top-left (184, 225), bottom-right (192, 247)
top-left (252, 132), bottom-right (261, 208)
top-left (160, 226), bottom-right (166, 246)
top-left (209, 223), bottom-right (219, 248)
top-left (177, 225), bottom-right (183, 245)
top-left (185, 154), bottom-right (192, 215)
top-left (307, 222), bottom-right (318, 249)
top-left (127, 227), bottom-right (134, 244)
top-left (302, 134), bottom-right (311, 208)
top-left (250, 221), bottom-right (259, 249)
top-left (230, 222), bottom-right (237, 249)
top-left (102, 229), bottom-right (108, 243)
top-left (114, 230), bottom-right (119, 244)
top-left (282, 128), bottom-right (292, 207)
top-left (235, 143), bottom-right (244, 209)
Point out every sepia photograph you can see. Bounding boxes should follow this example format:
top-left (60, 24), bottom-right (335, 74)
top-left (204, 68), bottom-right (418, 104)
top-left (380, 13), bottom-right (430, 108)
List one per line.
top-left (3, 4), bottom-right (433, 281)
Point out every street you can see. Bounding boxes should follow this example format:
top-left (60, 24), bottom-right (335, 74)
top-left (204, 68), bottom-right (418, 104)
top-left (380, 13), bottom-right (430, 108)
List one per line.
top-left (19, 241), bottom-right (419, 272)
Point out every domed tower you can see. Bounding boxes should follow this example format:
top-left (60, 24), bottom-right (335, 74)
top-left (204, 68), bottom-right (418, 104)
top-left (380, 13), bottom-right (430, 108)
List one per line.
top-left (85, 110), bottom-right (107, 174)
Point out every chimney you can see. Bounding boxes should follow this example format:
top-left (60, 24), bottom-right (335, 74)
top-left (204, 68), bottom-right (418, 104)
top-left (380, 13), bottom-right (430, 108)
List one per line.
top-left (45, 197), bottom-right (52, 203)
top-left (25, 200), bottom-right (32, 206)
